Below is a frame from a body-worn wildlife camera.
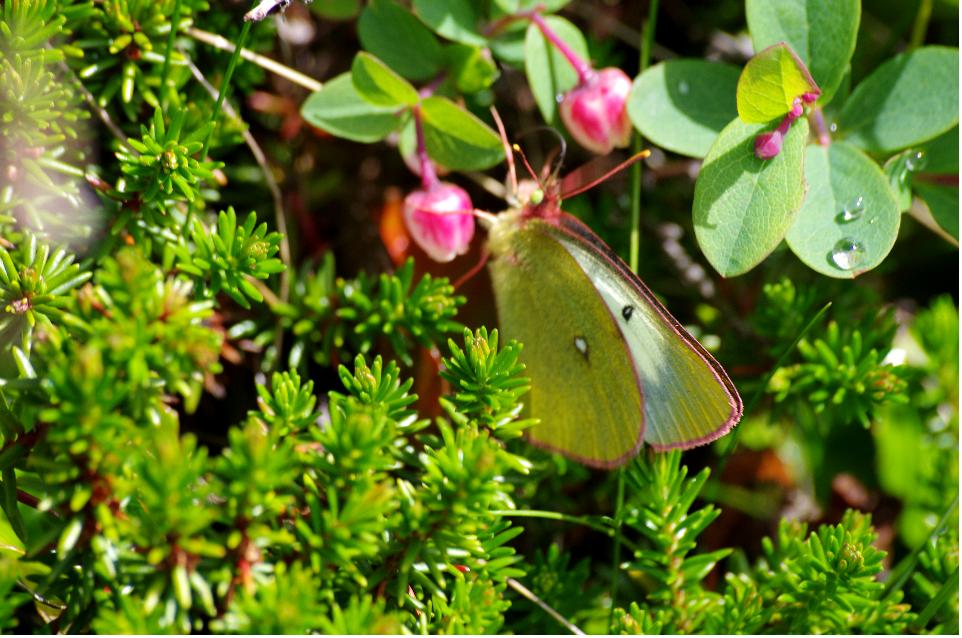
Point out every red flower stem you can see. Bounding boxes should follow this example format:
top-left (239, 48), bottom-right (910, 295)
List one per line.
top-left (412, 105), bottom-right (438, 190)
top-left (810, 106), bottom-right (832, 146)
top-left (419, 72), bottom-right (446, 99)
top-left (525, 11), bottom-right (593, 85)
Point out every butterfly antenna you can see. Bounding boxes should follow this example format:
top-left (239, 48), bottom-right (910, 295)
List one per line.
top-left (490, 106), bottom-right (518, 199)
top-left (511, 143), bottom-right (543, 188)
top-left (560, 149), bottom-right (651, 200)
top-left (453, 246), bottom-right (490, 291)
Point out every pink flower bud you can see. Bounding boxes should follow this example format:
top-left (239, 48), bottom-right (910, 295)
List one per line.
top-left (403, 182), bottom-right (475, 263)
top-left (559, 67), bottom-right (633, 155)
top-left (754, 130), bottom-right (784, 160)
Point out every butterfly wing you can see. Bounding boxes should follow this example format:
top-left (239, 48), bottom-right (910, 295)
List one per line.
top-left (487, 215), bottom-right (645, 468)
top-left (548, 214), bottom-right (742, 449)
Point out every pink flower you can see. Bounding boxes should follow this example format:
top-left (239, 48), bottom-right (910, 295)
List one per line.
top-left (403, 182), bottom-right (475, 262)
top-left (559, 67), bottom-right (633, 155)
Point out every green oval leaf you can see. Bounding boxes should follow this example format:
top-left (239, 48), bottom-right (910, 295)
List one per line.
top-left (413, 0), bottom-right (486, 46)
top-left (628, 59), bottom-right (740, 158)
top-left (837, 46), bottom-right (960, 153)
top-left (421, 96), bottom-right (505, 170)
top-left (786, 142), bottom-right (900, 279)
top-left (358, 0), bottom-right (444, 81)
top-left (746, 0), bottom-right (859, 105)
top-left (351, 52), bottom-right (420, 107)
top-left (300, 73), bottom-right (401, 143)
top-left (736, 42), bottom-right (819, 123)
top-left (914, 182), bottom-right (959, 242)
top-left (693, 117), bottom-right (809, 277)
top-left (445, 44), bottom-right (500, 94)
top-left (523, 16), bottom-right (588, 123)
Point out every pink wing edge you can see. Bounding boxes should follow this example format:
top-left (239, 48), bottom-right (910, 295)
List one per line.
top-left (547, 213), bottom-right (744, 452)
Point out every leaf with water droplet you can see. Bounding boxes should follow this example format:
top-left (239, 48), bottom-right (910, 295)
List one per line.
top-left (915, 125), bottom-right (959, 174)
top-left (830, 237), bottom-right (865, 270)
top-left (904, 150), bottom-right (927, 172)
top-left (837, 195), bottom-right (864, 222)
top-left (693, 116), bottom-right (808, 277)
top-left (786, 142), bottom-right (900, 278)
top-left (627, 59), bottom-right (740, 158)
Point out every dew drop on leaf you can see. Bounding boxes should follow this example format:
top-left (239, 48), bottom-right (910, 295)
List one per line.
top-left (905, 150), bottom-right (926, 172)
top-left (678, 80), bottom-right (690, 95)
top-left (836, 196), bottom-right (865, 223)
top-left (831, 238), bottom-right (865, 270)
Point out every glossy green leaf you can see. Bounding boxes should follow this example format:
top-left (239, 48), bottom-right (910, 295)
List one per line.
top-left (445, 44), bottom-right (500, 94)
top-left (746, 0), bottom-right (859, 104)
top-left (421, 96), bottom-right (504, 170)
top-left (300, 73), bottom-right (401, 143)
top-left (786, 142), bottom-right (900, 278)
top-left (736, 43), bottom-right (819, 123)
top-left (628, 59), bottom-right (740, 158)
top-left (693, 117), bottom-right (809, 277)
top-left (357, 0), bottom-right (443, 81)
top-left (837, 47), bottom-right (960, 153)
top-left (413, 0), bottom-right (486, 46)
top-left (524, 16), bottom-right (588, 123)
top-left (914, 182), bottom-right (959, 241)
top-left (351, 52), bottom-right (420, 107)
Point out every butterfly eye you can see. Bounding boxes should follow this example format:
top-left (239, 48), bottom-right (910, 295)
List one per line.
top-left (530, 189), bottom-right (545, 205)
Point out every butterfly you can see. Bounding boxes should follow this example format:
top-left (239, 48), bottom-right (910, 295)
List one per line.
top-left (480, 125), bottom-right (742, 469)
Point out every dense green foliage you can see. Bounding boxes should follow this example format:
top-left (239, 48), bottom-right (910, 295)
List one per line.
top-left (0, 0), bottom-right (958, 634)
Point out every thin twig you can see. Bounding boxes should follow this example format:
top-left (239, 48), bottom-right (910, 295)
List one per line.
top-left (507, 577), bottom-right (585, 635)
top-left (185, 26), bottom-right (322, 92)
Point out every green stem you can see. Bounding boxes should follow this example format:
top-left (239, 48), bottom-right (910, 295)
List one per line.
top-left (629, 0), bottom-right (658, 274)
top-left (908, 0), bottom-right (933, 50)
top-left (606, 469), bottom-right (627, 632)
top-left (160, 0), bottom-right (184, 109)
top-left (201, 20), bottom-right (252, 161)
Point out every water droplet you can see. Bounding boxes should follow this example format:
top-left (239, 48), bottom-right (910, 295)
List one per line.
top-left (868, 217), bottom-right (877, 225)
top-left (905, 150), bottom-right (926, 172)
top-left (836, 196), bottom-right (865, 223)
top-left (555, 93), bottom-right (565, 104)
top-left (829, 122), bottom-right (838, 133)
top-left (678, 80), bottom-right (690, 95)
top-left (831, 238), bottom-right (865, 270)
